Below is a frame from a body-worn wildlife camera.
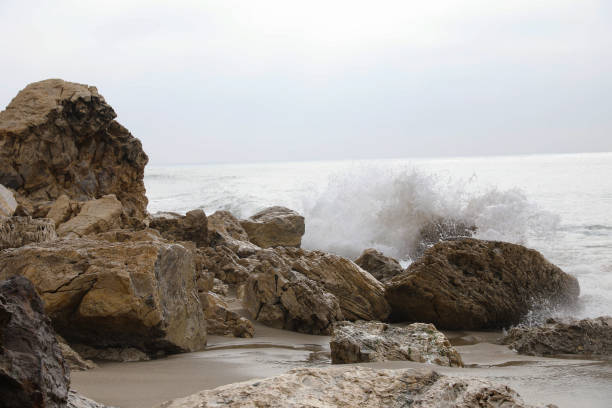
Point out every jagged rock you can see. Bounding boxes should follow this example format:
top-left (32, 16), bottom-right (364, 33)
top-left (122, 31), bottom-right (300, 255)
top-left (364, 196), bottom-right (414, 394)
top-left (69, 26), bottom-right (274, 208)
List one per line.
top-left (415, 217), bottom-right (477, 257)
top-left (196, 245), bottom-right (254, 285)
top-left (67, 391), bottom-right (116, 408)
top-left (501, 316), bottom-right (612, 356)
top-left (150, 209), bottom-right (209, 247)
top-left (240, 206), bottom-right (305, 248)
top-left (202, 292), bottom-right (254, 338)
top-left (71, 344), bottom-right (151, 362)
top-left (354, 248), bottom-right (404, 283)
top-left (208, 211), bottom-right (260, 256)
top-left (243, 247), bottom-right (389, 334)
top-left (47, 194), bottom-right (81, 228)
top-left (0, 276), bottom-right (70, 408)
top-left (0, 79), bottom-right (148, 219)
top-left (0, 184), bottom-right (17, 216)
top-left (57, 335), bottom-right (97, 371)
top-left (330, 321), bottom-right (462, 366)
top-left (0, 216), bottom-right (57, 250)
top-left (386, 239), bottom-right (580, 330)
top-left (0, 237), bottom-right (207, 355)
top-left (56, 194), bottom-right (122, 237)
top-left (157, 366), bottom-right (550, 408)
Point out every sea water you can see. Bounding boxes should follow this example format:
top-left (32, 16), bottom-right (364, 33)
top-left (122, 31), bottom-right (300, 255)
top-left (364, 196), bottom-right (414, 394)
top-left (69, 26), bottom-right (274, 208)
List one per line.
top-left (145, 152), bottom-right (612, 320)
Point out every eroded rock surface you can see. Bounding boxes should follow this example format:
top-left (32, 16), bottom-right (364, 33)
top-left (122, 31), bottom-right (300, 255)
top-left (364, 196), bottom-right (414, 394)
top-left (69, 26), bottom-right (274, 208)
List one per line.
top-left (0, 216), bottom-right (57, 250)
top-left (202, 292), bottom-right (254, 338)
top-left (386, 239), bottom-right (580, 329)
top-left (330, 321), bottom-right (462, 366)
top-left (0, 79), bottom-right (148, 219)
top-left (157, 366), bottom-right (549, 408)
top-left (0, 237), bottom-right (207, 355)
top-left (0, 184), bottom-right (17, 216)
top-left (150, 209), bottom-right (209, 247)
top-left (240, 206), bottom-right (305, 248)
top-left (501, 316), bottom-right (612, 356)
top-left (354, 248), bottom-right (404, 283)
top-left (57, 335), bottom-right (97, 371)
top-left (56, 194), bottom-right (122, 237)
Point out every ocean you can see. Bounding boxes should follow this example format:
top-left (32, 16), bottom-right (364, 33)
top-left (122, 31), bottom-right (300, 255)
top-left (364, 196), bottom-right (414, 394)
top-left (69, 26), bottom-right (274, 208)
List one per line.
top-left (145, 152), bottom-right (612, 320)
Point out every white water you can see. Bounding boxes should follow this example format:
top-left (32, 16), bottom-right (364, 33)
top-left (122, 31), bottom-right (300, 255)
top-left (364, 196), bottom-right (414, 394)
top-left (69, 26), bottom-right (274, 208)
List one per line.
top-left (145, 152), bottom-right (612, 319)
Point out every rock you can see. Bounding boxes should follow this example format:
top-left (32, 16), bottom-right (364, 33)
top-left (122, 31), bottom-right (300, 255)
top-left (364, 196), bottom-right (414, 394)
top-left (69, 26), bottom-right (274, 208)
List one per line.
top-left (243, 247), bottom-right (389, 334)
top-left (354, 248), bottom-right (404, 283)
top-left (330, 321), bottom-right (462, 367)
top-left (56, 194), bottom-right (123, 237)
top-left (0, 237), bottom-right (207, 355)
top-left (202, 292), bottom-right (254, 338)
top-left (196, 245), bottom-right (254, 285)
top-left (386, 239), bottom-right (580, 330)
top-left (157, 366), bottom-right (549, 408)
top-left (0, 276), bottom-right (70, 408)
top-left (0, 79), bottom-right (148, 219)
top-left (501, 316), bottom-right (612, 357)
top-left (150, 209), bottom-right (209, 247)
top-left (240, 206), bottom-right (305, 248)
top-left (0, 216), bottom-right (57, 250)
top-left (57, 335), bottom-right (97, 371)
top-left (208, 210), bottom-right (250, 243)
top-left (0, 184), bottom-right (17, 216)
top-left (415, 217), bottom-right (476, 257)
top-left (67, 391), bottom-right (116, 408)
top-left (47, 194), bottom-right (80, 227)
top-left (71, 344), bottom-right (151, 362)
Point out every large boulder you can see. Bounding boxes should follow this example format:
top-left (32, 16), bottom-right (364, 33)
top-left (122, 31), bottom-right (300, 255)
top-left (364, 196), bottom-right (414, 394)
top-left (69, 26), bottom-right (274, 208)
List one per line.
top-left (330, 321), bottom-right (462, 367)
top-left (243, 247), bottom-right (390, 334)
top-left (0, 276), bottom-right (70, 408)
top-left (157, 366), bottom-right (549, 408)
top-left (0, 216), bottom-right (57, 250)
top-left (0, 237), bottom-right (207, 355)
top-left (386, 239), bottom-right (580, 330)
top-left (0, 184), bottom-right (17, 217)
top-left (501, 316), bottom-right (612, 357)
top-left (240, 206), bottom-right (305, 248)
top-left (354, 248), bottom-right (404, 283)
top-left (56, 195), bottom-right (122, 237)
top-left (0, 79), bottom-right (148, 219)
top-left (150, 209), bottom-right (209, 247)
top-left (207, 210), bottom-right (259, 256)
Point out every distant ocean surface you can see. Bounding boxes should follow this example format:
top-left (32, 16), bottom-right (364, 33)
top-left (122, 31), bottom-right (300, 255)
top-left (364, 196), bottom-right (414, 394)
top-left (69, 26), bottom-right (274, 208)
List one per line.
top-left (145, 152), bottom-right (612, 320)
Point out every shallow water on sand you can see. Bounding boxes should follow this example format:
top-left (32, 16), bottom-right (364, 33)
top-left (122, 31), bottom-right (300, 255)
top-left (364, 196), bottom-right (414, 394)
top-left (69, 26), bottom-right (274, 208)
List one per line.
top-left (71, 324), bottom-right (612, 408)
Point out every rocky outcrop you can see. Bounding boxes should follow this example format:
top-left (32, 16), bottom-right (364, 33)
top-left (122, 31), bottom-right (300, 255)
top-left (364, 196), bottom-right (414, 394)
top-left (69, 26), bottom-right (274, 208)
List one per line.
top-left (501, 316), bottom-right (612, 357)
top-left (202, 292), bottom-right (254, 338)
top-left (330, 321), bottom-right (462, 366)
top-left (415, 217), bottom-right (476, 257)
top-left (157, 366), bottom-right (549, 408)
top-left (67, 391), bottom-right (115, 408)
top-left (0, 184), bottom-right (17, 217)
top-left (0, 216), bottom-right (57, 250)
top-left (0, 276), bottom-right (70, 408)
top-left (56, 336), bottom-right (97, 371)
top-left (354, 248), bottom-right (404, 283)
top-left (197, 245), bottom-right (256, 285)
top-left (46, 194), bottom-right (81, 227)
top-left (0, 79), bottom-right (148, 219)
top-left (243, 247), bottom-right (389, 334)
top-left (240, 206), bottom-right (305, 248)
top-left (56, 195), bottom-right (122, 237)
top-left (0, 237), bottom-right (207, 356)
top-left (386, 239), bottom-right (580, 330)
top-left (207, 211), bottom-right (259, 256)
top-left (150, 209), bottom-right (209, 247)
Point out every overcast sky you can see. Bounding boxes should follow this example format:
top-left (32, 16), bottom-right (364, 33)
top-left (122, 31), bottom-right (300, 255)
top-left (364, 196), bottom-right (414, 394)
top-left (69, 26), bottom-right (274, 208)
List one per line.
top-left (1, 1), bottom-right (611, 164)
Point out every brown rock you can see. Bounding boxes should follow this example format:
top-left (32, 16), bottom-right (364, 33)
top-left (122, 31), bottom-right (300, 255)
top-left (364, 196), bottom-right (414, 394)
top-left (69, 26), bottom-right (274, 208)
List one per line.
top-left (0, 237), bottom-right (207, 355)
top-left (202, 292), bottom-right (254, 338)
top-left (0, 276), bottom-right (70, 408)
top-left (0, 216), bottom-right (57, 250)
top-left (56, 194), bottom-right (122, 237)
top-left (196, 245), bottom-right (254, 285)
top-left (330, 321), bottom-right (463, 366)
top-left (56, 335), bottom-right (97, 371)
top-left (157, 366), bottom-right (550, 408)
top-left (150, 209), bottom-right (209, 247)
top-left (0, 79), bottom-right (148, 219)
top-left (240, 206), bottom-right (305, 248)
top-left (354, 248), bottom-right (404, 283)
top-left (501, 316), bottom-right (612, 357)
top-left (70, 344), bottom-right (150, 362)
top-left (46, 194), bottom-right (81, 228)
top-left (386, 239), bottom-right (580, 330)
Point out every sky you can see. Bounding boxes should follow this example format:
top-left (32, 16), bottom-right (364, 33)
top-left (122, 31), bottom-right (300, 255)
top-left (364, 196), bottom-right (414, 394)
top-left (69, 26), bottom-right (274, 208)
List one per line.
top-left (1, 0), bottom-right (611, 164)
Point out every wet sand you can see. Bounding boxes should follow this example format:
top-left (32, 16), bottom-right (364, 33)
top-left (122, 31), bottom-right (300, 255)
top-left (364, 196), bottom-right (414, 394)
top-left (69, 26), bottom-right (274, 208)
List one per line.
top-left (71, 324), bottom-right (612, 408)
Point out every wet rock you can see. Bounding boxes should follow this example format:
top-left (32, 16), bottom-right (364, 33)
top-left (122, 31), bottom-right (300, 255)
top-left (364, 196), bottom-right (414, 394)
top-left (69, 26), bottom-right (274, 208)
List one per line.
top-left (0, 184), bottom-right (17, 216)
top-left (240, 206), bottom-right (305, 248)
top-left (243, 247), bottom-right (389, 334)
top-left (0, 216), bottom-right (57, 250)
top-left (157, 366), bottom-right (550, 408)
top-left (501, 316), bottom-right (612, 357)
top-left (0, 237), bottom-right (207, 355)
top-left (150, 209), bottom-right (209, 247)
top-left (71, 344), bottom-right (151, 362)
top-left (0, 79), bottom-right (148, 219)
top-left (56, 195), bottom-right (122, 237)
top-left (386, 239), bottom-right (580, 330)
top-left (0, 276), bottom-right (70, 408)
top-left (202, 292), bottom-right (254, 338)
top-left (330, 321), bottom-right (463, 366)
top-left (57, 335), bottom-right (97, 371)
top-left (415, 217), bottom-right (476, 257)
top-left (354, 248), bottom-right (404, 283)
